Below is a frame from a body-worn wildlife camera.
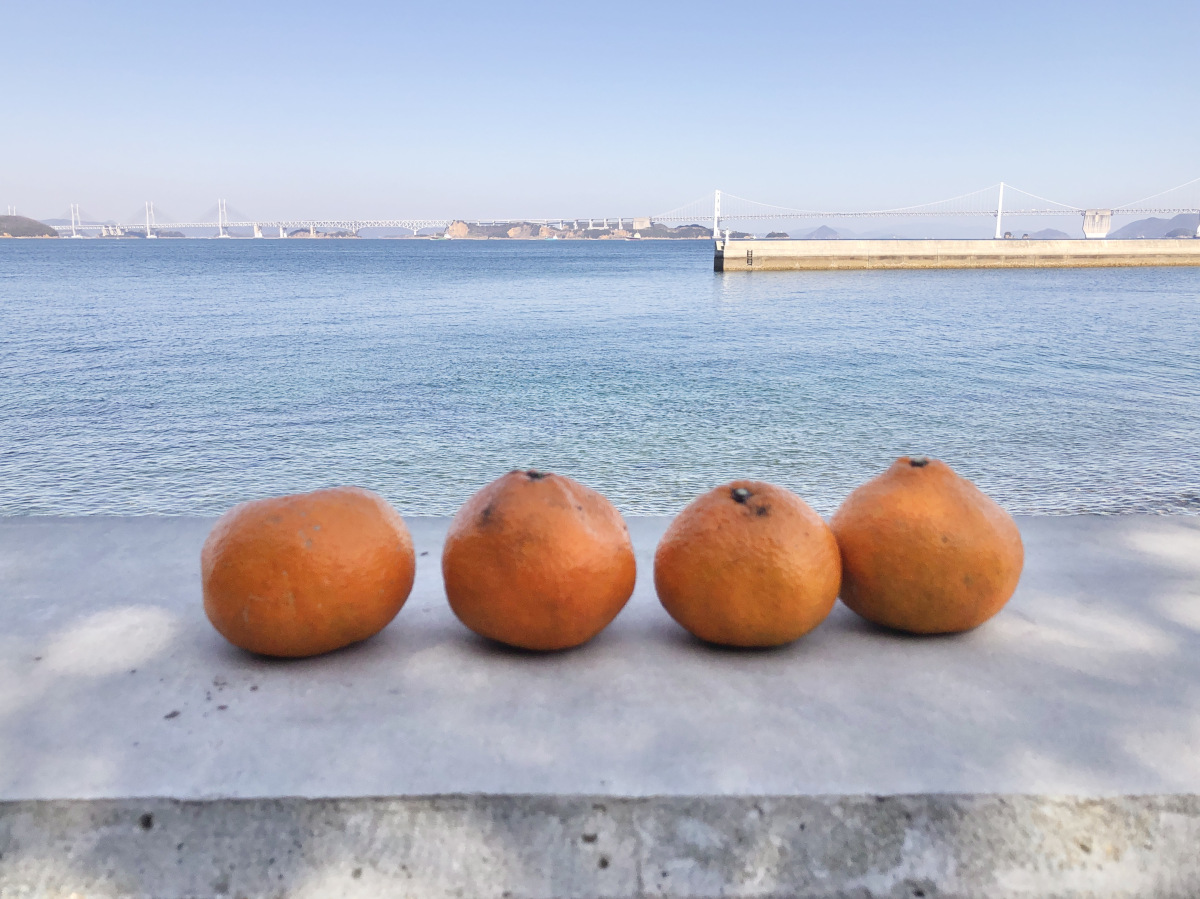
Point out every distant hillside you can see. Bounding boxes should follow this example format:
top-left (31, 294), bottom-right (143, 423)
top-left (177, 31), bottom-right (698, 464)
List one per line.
top-left (801, 225), bottom-right (841, 239)
top-left (1109, 213), bottom-right (1198, 239)
top-left (0, 215), bottom-right (58, 238)
top-left (1028, 228), bottom-right (1071, 240)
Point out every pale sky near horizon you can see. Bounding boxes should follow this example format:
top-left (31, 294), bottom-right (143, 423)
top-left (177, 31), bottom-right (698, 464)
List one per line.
top-left (3, 1), bottom-right (1198, 223)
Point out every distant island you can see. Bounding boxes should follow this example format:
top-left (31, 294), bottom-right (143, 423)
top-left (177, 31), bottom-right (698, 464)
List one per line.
top-left (1109, 213), bottom-right (1199, 240)
top-left (443, 221), bottom-right (749, 240)
top-left (0, 215), bottom-right (57, 238)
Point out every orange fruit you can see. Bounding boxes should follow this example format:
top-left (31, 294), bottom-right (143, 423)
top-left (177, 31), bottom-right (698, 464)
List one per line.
top-left (201, 486), bottom-right (416, 657)
top-left (831, 456), bottom-right (1024, 634)
top-left (653, 480), bottom-right (842, 647)
top-left (441, 469), bottom-right (636, 651)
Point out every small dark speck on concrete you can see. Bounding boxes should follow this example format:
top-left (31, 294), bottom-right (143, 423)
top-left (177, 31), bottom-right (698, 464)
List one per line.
top-left (419, 551), bottom-right (429, 556)
top-left (661, 871), bottom-right (669, 878)
top-left (139, 813), bottom-right (153, 831)
top-left (581, 833), bottom-right (597, 843)
top-left (177, 843), bottom-right (184, 851)
top-left (33, 657), bottom-right (41, 662)
top-left (352, 868), bottom-right (363, 879)
top-left (250, 685), bottom-right (259, 691)
top-left (217, 705), bottom-right (228, 711)
top-left (129, 669), bottom-right (137, 674)
top-left (164, 710), bottom-right (180, 720)
top-left (913, 890), bottom-right (926, 898)
top-left (598, 856), bottom-right (610, 869)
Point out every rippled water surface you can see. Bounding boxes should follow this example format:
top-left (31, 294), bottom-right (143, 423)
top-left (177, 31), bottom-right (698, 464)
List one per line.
top-left (2, 240), bottom-right (1198, 515)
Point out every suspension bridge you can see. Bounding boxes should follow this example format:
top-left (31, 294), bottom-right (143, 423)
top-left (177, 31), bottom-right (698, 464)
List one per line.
top-left (49, 176), bottom-right (1200, 240)
top-left (659, 177), bottom-right (1200, 240)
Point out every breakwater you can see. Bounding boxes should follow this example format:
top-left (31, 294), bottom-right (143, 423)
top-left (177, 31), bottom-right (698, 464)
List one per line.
top-left (715, 237), bottom-right (1200, 271)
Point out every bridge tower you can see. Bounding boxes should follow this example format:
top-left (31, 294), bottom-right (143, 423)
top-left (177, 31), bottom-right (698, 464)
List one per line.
top-left (713, 189), bottom-right (721, 238)
top-left (994, 183), bottom-right (1005, 239)
top-left (216, 199), bottom-right (229, 238)
top-left (144, 202), bottom-right (157, 238)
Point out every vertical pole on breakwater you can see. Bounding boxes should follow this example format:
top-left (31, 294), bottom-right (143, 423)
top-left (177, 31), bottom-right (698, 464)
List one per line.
top-left (994, 182), bottom-right (1005, 239)
top-left (713, 189), bottom-right (722, 238)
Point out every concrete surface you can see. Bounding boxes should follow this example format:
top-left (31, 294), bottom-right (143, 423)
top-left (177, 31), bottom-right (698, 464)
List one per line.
top-left (2, 514), bottom-right (1200, 897)
top-left (4, 795), bottom-right (1200, 899)
top-left (714, 237), bottom-right (1200, 271)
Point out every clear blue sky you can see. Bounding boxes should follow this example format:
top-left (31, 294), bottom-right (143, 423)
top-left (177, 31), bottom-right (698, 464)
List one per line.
top-left (4, 1), bottom-right (1197, 222)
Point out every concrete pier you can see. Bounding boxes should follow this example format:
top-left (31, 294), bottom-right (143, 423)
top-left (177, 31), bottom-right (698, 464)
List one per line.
top-left (3, 514), bottom-right (1200, 897)
top-left (714, 237), bottom-right (1200, 271)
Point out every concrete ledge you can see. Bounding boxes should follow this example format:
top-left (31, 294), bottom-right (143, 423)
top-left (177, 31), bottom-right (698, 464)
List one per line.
top-left (3, 515), bottom-right (1200, 896)
top-left (3, 794), bottom-right (1200, 898)
top-left (714, 238), bottom-right (1200, 270)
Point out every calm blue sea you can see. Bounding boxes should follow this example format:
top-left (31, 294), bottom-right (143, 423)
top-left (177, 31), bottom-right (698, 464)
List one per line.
top-left (1, 239), bottom-right (1198, 516)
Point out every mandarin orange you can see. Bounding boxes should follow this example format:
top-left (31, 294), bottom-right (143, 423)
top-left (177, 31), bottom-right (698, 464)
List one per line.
top-left (201, 486), bottom-right (415, 657)
top-left (654, 480), bottom-right (842, 647)
top-left (441, 470), bottom-right (636, 651)
top-left (831, 456), bottom-right (1023, 634)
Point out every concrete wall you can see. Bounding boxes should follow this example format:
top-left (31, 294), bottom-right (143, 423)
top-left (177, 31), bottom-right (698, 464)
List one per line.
top-left (5, 795), bottom-right (1200, 898)
top-left (714, 238), bottom-right (1200, 271)
top-left (3, 514), bottom-right (1200, 897)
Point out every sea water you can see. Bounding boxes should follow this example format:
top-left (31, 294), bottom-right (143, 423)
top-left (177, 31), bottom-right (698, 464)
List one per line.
top-left (1, 239), bottom-right (1197, 516)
